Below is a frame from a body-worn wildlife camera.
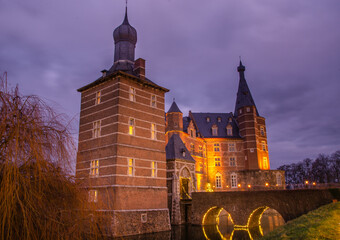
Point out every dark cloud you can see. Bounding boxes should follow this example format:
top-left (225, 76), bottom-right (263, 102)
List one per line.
top-left (1, 0), bottom-right (339, 168)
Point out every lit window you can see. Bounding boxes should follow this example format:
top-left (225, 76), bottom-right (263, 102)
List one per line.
top-left (263, 157), bottom-right (268, 169)
top-left (260, 126), bottom-right (265, 136)
top-left (206, 117), bottom-right (210, 122)
top-left (151, 95), bottom-right (156, 107)
top-left (227, 126), bottom-right (233, 136)
top-left (229, 143), bottom-right (235, 152)
top-left (129, 118), bottom-right (135, 135)
top-left (151, 123), bottom-right (156, 140)
top-left (276, 173), bottom-right (282, 186)
top-left (129, 87), bottom-right (135, 101)
top-left (239, 109), bottom-right (242, 114)
top-left (217, 117), bottom-right (221, 122)
top-left (181, 149), bottom-right (186, 157)
top-left (88, 190), bottom-right (98, 202)
top-left (215, 157), bottom-right (221, 167)
top-left (128, 158), bottom-right (134, 176)
top-left (190, 129), bottom-right (194, 138)
top-left (216, 173), bottom-right (222, 188)
top-left (93, 121), bottom-right (101, 138)
top-left (231, 174), bottom-right (237, 188)
top-left (228, 117), bottom-right (232, 123)
top-left (199, 146), bottom-right (203, 156)
top-left (203, 147), bottom-right (206, 157)
top-left (246, 107), bottom-right (250, 112)
top-left (190, 144), bottom-right (194, 154)
top-left (229, 157), bottom-right (236, 166)
top-left (96, 91), bottom-right (101, 105)
top-left (90, 160), bottom-right (99, 177)
top-left (212, 125), bottom-right (218, 136)
top-left (214, 143), bottom-right (220, 152)
top-left (262, 141), bottom-right (266, 152)
top-left (151, 161), bottom-right (157, 177)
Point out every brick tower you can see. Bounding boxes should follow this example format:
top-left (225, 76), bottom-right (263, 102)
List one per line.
top-left (234, 61), bottom-right (270, 170)
top-left (75, 7), bottom-right (170, 237)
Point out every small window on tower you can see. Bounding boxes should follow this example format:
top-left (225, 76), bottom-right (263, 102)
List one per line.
top-left (88, 190), bottom-right (98, 202)
top-left (151, 95), bottom-right (156, 107)
top-left (262, 141), bottom-right (266, 152)
top-left (128, 158), bottom-right (135, 176)
top-left (199, 146), bottom-right (203, 156)
top-left (151, 123), bottom-right (156, 140)
top-left (263, 157), bottom-right (268, 169)
top-left (90, 160), bottom-right (99, 177)
top-left (96, 91), bottom-right (101, 105)
top-left (239, 109), bottom-right (242, 114)
top-left (246, 107), bottom-right (250, 112)
top-left (260, 126), bottom-right (265, 136)
top-left (217, 117), bottom-right (222, 122)
top-left (129, 87), bottom-right (135, 101)
top-left (129, 118), bottom-right (135, 135)
top-left (93, 121), bottom-right (101, 138)
top-left (206, 117), bottom-right (210, 122)
top-left (151, 161), bottom-right (157, 177)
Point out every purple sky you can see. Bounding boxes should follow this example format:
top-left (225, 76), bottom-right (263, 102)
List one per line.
top-left (1, 0), bottom-right (340, 169)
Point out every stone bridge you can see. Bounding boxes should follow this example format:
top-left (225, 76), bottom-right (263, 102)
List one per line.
top-left (190, 189), bottom-right (339, 227)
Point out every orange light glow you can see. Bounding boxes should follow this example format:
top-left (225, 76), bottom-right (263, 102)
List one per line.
top-left (226, 185), bottom-right (229, 188)
top-left (305, 180), bottom-right (309, 185)
top-left (237, 184), bottom-right (241, 188)
top-left (312, 182), bottom-right (316, 186)
top-left (265, 182), bottom-right (269, 187)
top-left (247, 184), bottom-right (251, 188)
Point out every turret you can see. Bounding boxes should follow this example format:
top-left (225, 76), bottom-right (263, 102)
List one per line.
top-left (166, 100), bottom-right (183, 134)
top-left (234, 61), bottom-right (270, 170)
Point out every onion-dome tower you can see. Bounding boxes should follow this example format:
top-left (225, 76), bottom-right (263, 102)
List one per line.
top-left (109, 6), bottom-right (137, 73)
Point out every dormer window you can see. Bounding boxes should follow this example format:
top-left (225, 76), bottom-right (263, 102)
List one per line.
top-left (217, 117), bottom-right (222, 123)
top-left (228, 117), bottom-right (232, 123)
top-left (181, 149), bottom-right (186, 157)
top-left (206, 117), bottom-right (210, 122)
top-left (227, 126), bottom-right (233, 136)
top-left (212, 125), bottom-right (218, 136)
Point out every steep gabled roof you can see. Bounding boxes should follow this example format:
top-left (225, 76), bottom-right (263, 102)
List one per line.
top-left (166, 134), bottom-right (195, 162)
top-left (190, 112), bottom-right (241, 138)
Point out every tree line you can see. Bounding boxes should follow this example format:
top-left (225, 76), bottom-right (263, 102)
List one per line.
top-left (278, 151), bottom-right (340, 185)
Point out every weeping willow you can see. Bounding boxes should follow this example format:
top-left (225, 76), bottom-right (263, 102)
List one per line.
top-left (0, 73), bottom-right (102, 240)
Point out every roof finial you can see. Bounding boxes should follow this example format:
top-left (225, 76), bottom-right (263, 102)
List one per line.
top-left (123, 0), bottom-right (129, 25)
top-left (239, 56), bottom-right (243, 66)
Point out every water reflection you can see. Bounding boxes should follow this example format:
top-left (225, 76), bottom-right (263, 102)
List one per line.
top-left (112, 208), bottom-right (284, 240)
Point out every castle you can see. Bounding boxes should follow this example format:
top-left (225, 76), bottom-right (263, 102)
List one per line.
top-left (75, 7), bottom-right (284, 236)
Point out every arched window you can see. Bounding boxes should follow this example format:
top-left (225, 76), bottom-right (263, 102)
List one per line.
top-left (227, 126), bottom-right (233, 136)
top-left (215, 173), bottom-right (222, 188)
top-left (231, 173), bottom-right (237, 188)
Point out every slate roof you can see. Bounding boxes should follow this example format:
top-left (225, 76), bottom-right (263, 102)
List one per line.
top-left (167, 101), bottom-right (182, 113)
top-left (166, 134), bottom-right (195, 162)
top-left (183, 117), bottom-right (190, 133)
top-left (234, 61), bottom-right (259, 117)
top-left (190, 112), bottom-right (241, 138)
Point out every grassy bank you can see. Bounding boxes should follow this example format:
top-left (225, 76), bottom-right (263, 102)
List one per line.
top-left (262, 202), bottom-right (340, 240)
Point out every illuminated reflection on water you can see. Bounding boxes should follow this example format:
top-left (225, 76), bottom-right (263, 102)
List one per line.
top-left (113, 208), bottom-right (284, 240)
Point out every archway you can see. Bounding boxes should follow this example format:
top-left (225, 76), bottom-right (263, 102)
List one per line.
top-left (179, 167), bottom-right (192, 200)
top-left (202, 207), bottom-right (234, 239)
top-left (247, 206), bottom-right (285, 238)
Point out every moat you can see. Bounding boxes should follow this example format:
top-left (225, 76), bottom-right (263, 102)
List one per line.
top-left (118, 208), bottom-right (284, 240)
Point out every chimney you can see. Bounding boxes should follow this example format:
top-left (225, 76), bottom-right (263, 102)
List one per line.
top-left (101, 69), bottom-right (107, 77)
top-left (134, 58), bottom-right (145, 80)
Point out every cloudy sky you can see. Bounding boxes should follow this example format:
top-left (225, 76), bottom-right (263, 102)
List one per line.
top-left (1, 0), bottom-right (339, 168)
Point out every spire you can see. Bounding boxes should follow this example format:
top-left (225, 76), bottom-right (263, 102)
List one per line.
top-left (123, 3), bottom-right (129, 25)
top-left (234, 61), bottom-right (259, 117)
top-left (167, 100), bottom-right (182, 113)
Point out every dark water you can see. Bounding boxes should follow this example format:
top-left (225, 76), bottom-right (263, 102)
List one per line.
top-left (115, 208), bottom-right (285, 240)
